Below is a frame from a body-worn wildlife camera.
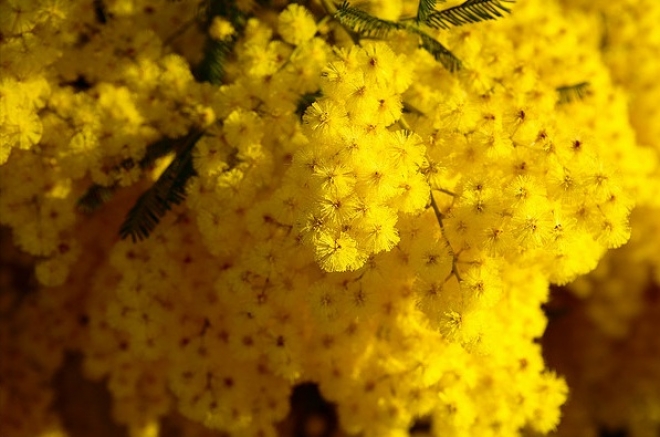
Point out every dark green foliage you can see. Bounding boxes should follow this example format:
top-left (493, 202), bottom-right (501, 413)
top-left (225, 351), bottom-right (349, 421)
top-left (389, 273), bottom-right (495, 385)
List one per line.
top-left (116, 0), bottom-right (249, 241)
top-left (335, 2), bottom-right (461, 72)
top-left (94, 0), bottom-right (107, 23)
top-left (556, 82), bottom-right (591, 104)
top-left (119, 130), bottom-right (204, 242)
top-left (424, 0), bottom-right (515, 30)
top-left (194, 0), bottom-right (247, 85)
top-left (296, 91), bottom-right (323, 120)
top-left (100, 0), bottom-right (517, 243)
top-left (76, 135), bottom-right (182, 213)
top-left (335, 2), bottom-right (404, 39)
top-left (411, 27), bottom-right (462, 72)
top-left (139, 136), bottom-right (181, 169)
top-left (599, 13), bottom-right (610, 51)
top-left (402, 102), bottom-right (425, 115)
top-left (198, 0), bottom-right (246, 27)
top-left (195, 39), bottom-right (235, 85)
top-left (417, 0), bottom-right (442, 22)
top-left (77, 184), bottom-right (116, 213)
top-left (64, 76), bottom-right (93, 92)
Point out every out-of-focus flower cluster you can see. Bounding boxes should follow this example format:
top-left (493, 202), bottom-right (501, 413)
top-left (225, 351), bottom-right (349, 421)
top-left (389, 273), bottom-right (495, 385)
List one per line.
top-left (1, 1), bottom-right (658, 437)
top-left (542, 1), bottom-right (660, 437)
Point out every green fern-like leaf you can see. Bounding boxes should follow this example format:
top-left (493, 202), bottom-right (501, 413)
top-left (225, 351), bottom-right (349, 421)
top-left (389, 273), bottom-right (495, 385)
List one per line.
top-left (195, 39), bottom-right (235, 85)
top-left (335, 1), bottom-right (404, 38)
top-left (82, 1), bottom-right (247, 239)
top-left (117, 0), bottom-right (248, 241)
top-left (425, 0), bottom-right (515, 30)
top-left (199, 0), bottom-right (245, 27)
top-left (194, 0), bottom-right (247, 85)
top-left (296, 90), bottom-right (323, 120)
top-left (77, 184), bottom-right (116, 213)
top-left (556, 82), bottom-right (591, 104)
top-left (76, 135), bottom-right (180, 213)
top-left (417, 0), bottom-right (444, 22)
top-left (411, 27), bottom-right (462, 72)
top-left (119, 130), bottom-right (204, 242)
top-left (139, 136), bottom-right (181, 170)
top-left (335, 2), bottom-right (461, 72)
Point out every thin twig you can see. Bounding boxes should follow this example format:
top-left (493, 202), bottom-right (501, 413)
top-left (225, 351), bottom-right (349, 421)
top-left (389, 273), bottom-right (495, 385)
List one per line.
top-left (429, 192), bottom-right (462, 282)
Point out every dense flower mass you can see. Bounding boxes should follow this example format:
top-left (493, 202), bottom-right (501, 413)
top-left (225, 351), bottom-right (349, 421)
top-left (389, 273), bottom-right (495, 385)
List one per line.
top-left (0, 1), bottom-right (659, 437)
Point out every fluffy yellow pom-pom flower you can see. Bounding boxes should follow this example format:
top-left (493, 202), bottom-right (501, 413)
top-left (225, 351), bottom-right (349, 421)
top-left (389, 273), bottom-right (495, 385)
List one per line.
top-left (277, 4), bottom-right (316, 46)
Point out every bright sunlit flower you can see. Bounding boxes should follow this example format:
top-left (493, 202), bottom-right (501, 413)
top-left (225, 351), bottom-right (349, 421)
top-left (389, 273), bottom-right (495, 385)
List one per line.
top-left (1, 1), bottom-right (659, 437)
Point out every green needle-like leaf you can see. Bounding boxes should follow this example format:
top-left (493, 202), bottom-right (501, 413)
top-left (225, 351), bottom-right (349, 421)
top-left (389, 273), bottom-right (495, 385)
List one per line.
top-left (336, 2), bottom-right (461, 72)
top-left (296, 90), bottom-right (323, 120)
top-left (417, 0), bottom-right (444, 22)
top-left (76, 135), bottom-right (180, 213)
top-left (335, 1), bottom-right (404, 38)
top-left (117, 0), bottom-right (247, 240)
top-left (425, 0), bottom-right (515, 30)
top-left (77, 184), bottom-right (116, 213)
top-left (194, 0), bottom-right (246, 85)
top-left (556, 82), bottom-right (591, 104)
top-left (411, 27), bottom-right (463, 72)
top-left (119, 130), bottom-right (203, 242)
top-left (195, 39), bottom-right (235, 85)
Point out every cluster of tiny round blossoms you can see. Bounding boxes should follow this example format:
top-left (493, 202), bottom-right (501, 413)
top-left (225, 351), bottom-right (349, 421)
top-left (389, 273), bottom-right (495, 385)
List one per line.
top-left (290, 42), bottom-right (428, 272)
top-left (1, 1), bottom-right (659, 437)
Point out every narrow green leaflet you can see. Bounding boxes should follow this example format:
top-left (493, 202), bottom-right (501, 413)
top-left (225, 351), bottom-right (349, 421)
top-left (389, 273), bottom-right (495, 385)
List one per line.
top-left (116, 0), bottom-right (246, 240)
top-left (424, 0), bottom-right (515, 30)
top-left (138, 135), bottom-right (181, 170)
top-left (335, 2), bottom-right (404, 39)
top-left (336, 2), bottom-right (461, 72)
top-left (411, 27), bottom-right (463, 72)
top-left (556, 82), bottom-right (591, 104)
top-left (119, 130), bottom-right (203, 242)
top-left (195, 39), bottom-right (235, 85)
top-left (77, 184), bottom-right (116, 213)
top-left (296, 90), bottom-right (323, 120)
top-left (417, 0), bottom-right (443, 22)
top-left (77, 135), bottom-right (183, 213)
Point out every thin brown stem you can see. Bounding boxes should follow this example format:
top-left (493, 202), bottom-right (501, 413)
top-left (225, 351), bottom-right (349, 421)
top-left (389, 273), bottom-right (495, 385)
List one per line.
top-left (429, 191), bottom-right (462, 282)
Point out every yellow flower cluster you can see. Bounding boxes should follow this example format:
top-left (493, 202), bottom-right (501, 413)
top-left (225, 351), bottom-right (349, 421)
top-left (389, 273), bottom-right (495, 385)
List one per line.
top-left (543, 1), bottom-right (660, 436)
top-left (1, 0), bottom-right (658, 437)
top-left (291, 42), bottom-right (426, 271)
